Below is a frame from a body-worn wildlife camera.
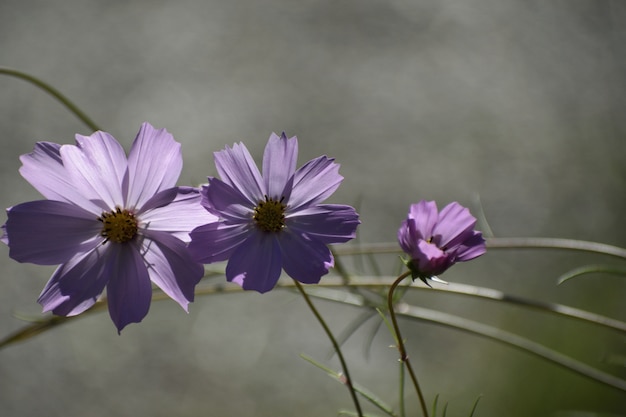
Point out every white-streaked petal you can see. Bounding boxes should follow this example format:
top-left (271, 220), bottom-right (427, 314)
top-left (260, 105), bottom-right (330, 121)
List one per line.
top-left (126, 123), bottom-right (183, 210)
top-left (214, 142), bottom-right (265, 205)
top-left (262, 133), bottom-right (298, 200)
top-left (61, 131), bottom-right (127, 211)
top-left (140, 187), bottom-right (218, 242)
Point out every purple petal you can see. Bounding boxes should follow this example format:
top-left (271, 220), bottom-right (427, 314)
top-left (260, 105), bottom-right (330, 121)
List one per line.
top-left (432, 202), bottom-right (477, 248)
top-left (288, 156), bottom-right (343, 211)
top-left (19, 142), bottom-right (69, 200)
top-left (188, 222), bottom-right (251, 263)
top-left (140, 187), bottom-right (218, 242)
top-left (38, 245), bottom-right (110, 316)
top-left (262, 133), bottom-right (298, 200)
top-left (141, 230), bottom-right (204, 311)
top-left (105, 243), bottom-right (152, 333)
top-left (414, 240), bottom-right (453, 276)
top-left (455, 231), bottom-right (487, 261)
top-left (407, 201), bottom-right (439, 240)
top-left (397, 219), bottom-right (415, 256)
top-left (214, 142), bottom-right (265, 206)
top-left (286, 204), bottom-right (359, 244)
top-left (126, 123), bottom-right (183, 210)
top-left (61, 131), bottom-right (127, 212)
top-left (225, 231), bottom-right (282, 293)
top-left (278, 230), bottom-right (334, 284)
top-left (5, 200), bottom-right (103, 265)
top-left (204, 177), bottom-right (256, 222)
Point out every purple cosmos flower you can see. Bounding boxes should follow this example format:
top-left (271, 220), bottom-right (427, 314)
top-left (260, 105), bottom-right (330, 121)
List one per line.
top-left (3, 123), bottom-right (216, 332)
top-left (188, 132), bottom-right (360, 293)
top-left (397, 200), bottom-right (486, 285)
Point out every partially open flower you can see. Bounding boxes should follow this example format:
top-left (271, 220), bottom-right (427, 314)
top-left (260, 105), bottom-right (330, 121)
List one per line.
top-left (397, 200), bottom-right (486, 285)
top-left (3, 123), bottom-right (216, 332)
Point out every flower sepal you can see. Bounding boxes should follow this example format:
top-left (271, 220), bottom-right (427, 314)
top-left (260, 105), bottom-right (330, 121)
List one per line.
top-left (401, 256), bottom-right (448, 287)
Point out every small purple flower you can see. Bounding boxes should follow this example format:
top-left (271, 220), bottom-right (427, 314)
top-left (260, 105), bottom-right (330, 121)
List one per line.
top-left (188, 132), bottom-right (360, 293)
top-left (397, 200), bottom-right (486, 284)
top-left (3, 123), bottom-right (216, 332)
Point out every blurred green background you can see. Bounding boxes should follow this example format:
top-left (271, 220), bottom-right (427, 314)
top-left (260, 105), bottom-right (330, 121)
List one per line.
top-left (0, 0), bottom-right (624, 416)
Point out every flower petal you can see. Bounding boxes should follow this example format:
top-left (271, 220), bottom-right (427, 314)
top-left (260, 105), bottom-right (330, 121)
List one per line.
top-left (126, 123), bottom-right (183, 210)
top-left (455, 231), bottom-right (487, 261)
top-left (18, 142), bottom-right (79, 204)
top-left (204, 178), bottom-right (256, 222)
top-left (414, 239), bottom-right (453, 276)
top-left (288, 156), bottom-right (343, 210)
top-left (432, 202), bottom-right (477, 248)
top-left (408, 201), bottom-right (439, 241)
top-left (262, 133), bottom-right (298, 200)
top-left (38, 245), bottom-right (110, 316)
top-left (225, 231), bottom-right (282, 293)
top-left (141, 230), bottom-right (204, 311)
top-left (188, 222), bottom-right (251, 263)
top-left (5, 200), bottom-right (103, 265)
top-left (140, 186), bottom-right (218, 242)
top-left (105, 243), bottom-right (152, 333)
top-left (61, 131), bottom-right (127, 212)
top-left (286, 204), bottom-right (359, 244)
top-left (214, 142), bottom-right (265, 205)
top-left (278, 230), bottom-right (334, 284)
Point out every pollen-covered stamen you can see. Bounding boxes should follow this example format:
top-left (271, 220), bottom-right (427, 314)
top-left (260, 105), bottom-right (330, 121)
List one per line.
top-left (98, 207), bottom-right (139, 243)
top-left (253, 195), bottom-right (286, 233)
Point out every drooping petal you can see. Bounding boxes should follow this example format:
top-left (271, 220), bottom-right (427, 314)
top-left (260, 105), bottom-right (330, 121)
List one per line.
top-left (286, 204), bottom-right (359, 244)
top-left (188, 222), bottom-right (251, 263)
top-left (38, 245), bottom-right (111, 316)
top-left (126, 123), bottom-right (183, 210)
top-left (432, 202), bottom-right (477, 248)
top-left (262, 133), bottom-right (298, 200)
top-left (278, 230), bottom-right (334, 284)
top-left (225, 231), bottom-right (282, 293)
top-left (455, 231), bottom-right (487, 261)
top-left (214, 142), bottom-right (265, 206)
top-left (397, 219), bottom-right (416, 256)
top-left (105, 243), bottom-right (152, 333)
top-left (288, 156), bottom-right (343, 210)
top-left (5, 200), bottom-right (103, 265)
top-left (61, 131), bottom-right (127, 211)
top-left (413, 240), bottom-right (453, 276)
top-left (141, 230), bottom-right (204, 311)
top-left (140, 187), bottom-right (217, 241)
top-left (408, 201), bottom-right (439, 241)
top-left (204, 177), bottom-right (256, 222)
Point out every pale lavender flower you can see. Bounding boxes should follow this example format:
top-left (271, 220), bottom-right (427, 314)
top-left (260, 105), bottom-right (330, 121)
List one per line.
top-left (3, 123), bottom-right (216, 332)
top-left (397, 200), bottom-right (486, 284)
top-left (188, 132), bottom-right (360, 293)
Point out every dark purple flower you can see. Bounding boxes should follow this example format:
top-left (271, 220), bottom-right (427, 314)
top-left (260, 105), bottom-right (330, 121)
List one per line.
top-left (188, 132), bottom-right (360, 293)
top-left (397, 200), bottom-right (486, 284)
top-left (3, 123), bottom-right (216, 332)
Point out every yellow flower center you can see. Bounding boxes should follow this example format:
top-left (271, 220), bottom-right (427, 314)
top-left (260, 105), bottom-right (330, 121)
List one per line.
top-left (98, 207), bottom-right (138, 243)
top-left (253, 196), bottom-right (286, 233)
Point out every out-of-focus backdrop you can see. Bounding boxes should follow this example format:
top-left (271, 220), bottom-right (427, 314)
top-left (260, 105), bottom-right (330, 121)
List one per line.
top-left (1, 1), bottom-right (625, 416)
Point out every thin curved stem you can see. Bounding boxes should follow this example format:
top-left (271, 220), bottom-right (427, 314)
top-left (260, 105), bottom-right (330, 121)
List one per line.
top-left (387, 271), bottom-right (429, 417)
top-left (332, 237), bottom-right (626, 260)
top-left (0, 66), bottom-right (102, 132)
top-left (293, 279), bottom-right (363, 417)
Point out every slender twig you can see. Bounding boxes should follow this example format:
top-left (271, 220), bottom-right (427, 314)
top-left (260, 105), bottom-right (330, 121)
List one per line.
top-left (332, 238), bottom-right (626, 260)
top-left (0, 66), bottom-right (102, 132)
top-left (387, 271), bottom-right (429, 417)
top-left (293, 279), bottom-right (363, 417)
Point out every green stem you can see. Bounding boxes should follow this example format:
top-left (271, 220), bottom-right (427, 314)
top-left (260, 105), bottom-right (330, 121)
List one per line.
top-left (332, 237), bottom-right (626, 260)
top-left (293, 279), bottom-right (363, 417)
top-left (0, 66), bottom-right (102, 132)
top-left (387, 271), bottom-right (429, 417)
